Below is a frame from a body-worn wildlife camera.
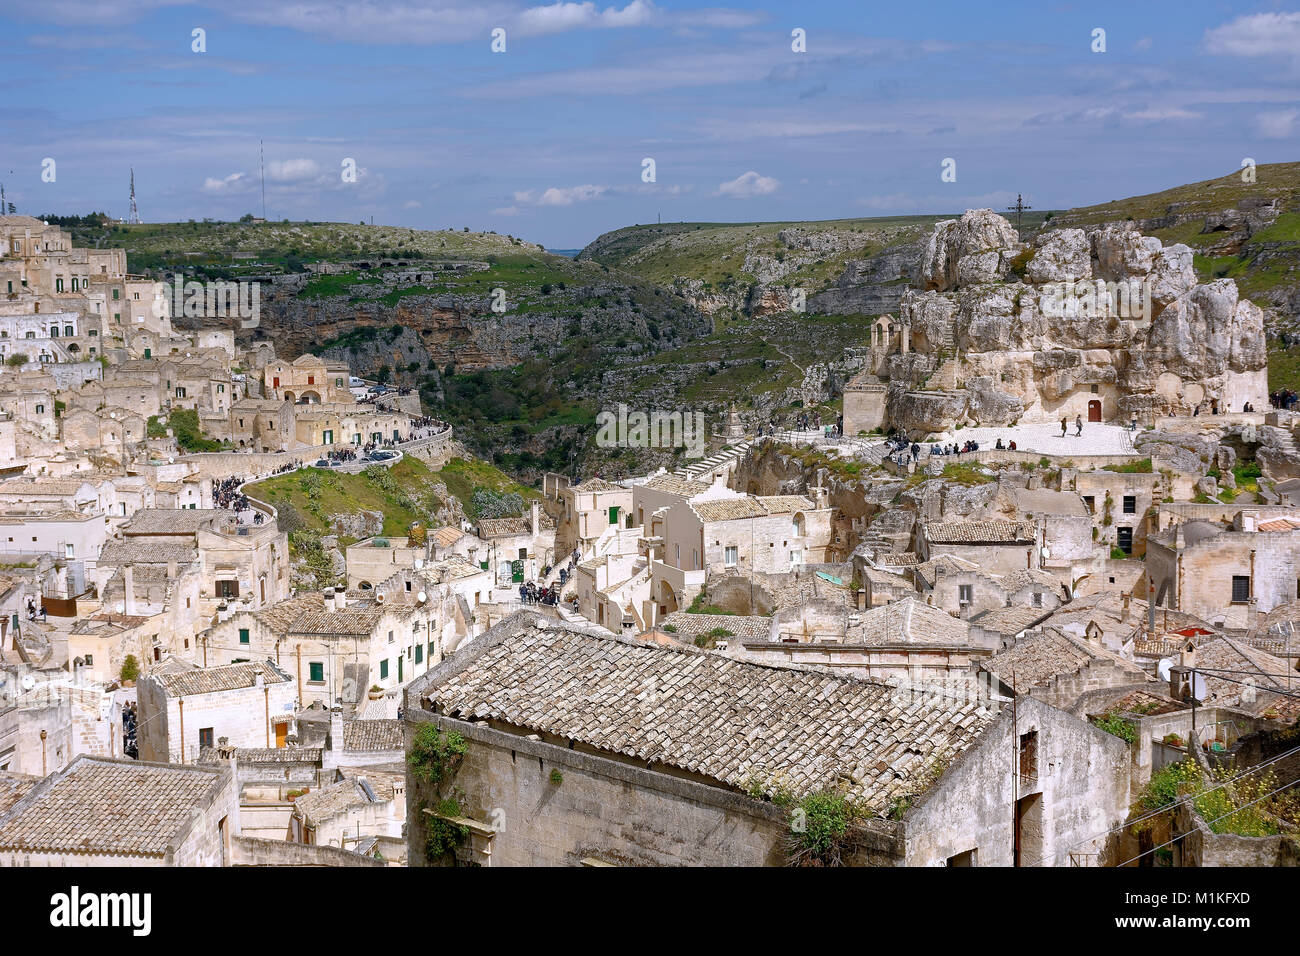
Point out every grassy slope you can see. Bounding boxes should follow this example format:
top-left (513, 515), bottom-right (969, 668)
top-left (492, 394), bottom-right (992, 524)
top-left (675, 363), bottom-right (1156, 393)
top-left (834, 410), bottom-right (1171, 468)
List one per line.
top-left (579, 215), bottom-right (947, 290)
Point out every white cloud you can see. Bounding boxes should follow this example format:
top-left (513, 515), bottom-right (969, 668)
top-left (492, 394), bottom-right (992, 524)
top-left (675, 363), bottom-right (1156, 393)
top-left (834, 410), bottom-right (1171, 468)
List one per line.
top-left (512, 184), bottom-right (607, 206)
top-left (1204, 12), bottom-right (1300, 56)
top-left (265, 158), bottom-right (322, 182)
top-left (403, 199), bottom-right (423, 209)
top-left (202, 172), bottom-right (247, 193)
top-left (716, 170), bottom-right (779, 198)
top-left (517, 0), bottom-right (655, 36)
top-left (1257, 109), bottom-right (1299, 139)
top-left (492, 205), bottom-right (521, 216)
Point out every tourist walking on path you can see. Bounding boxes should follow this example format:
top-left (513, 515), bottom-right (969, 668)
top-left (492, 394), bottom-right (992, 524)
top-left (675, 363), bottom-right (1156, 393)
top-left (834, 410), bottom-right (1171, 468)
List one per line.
top-left (1060, 416), bottom-right (1067, 438)
top-left (1075, 414), bottom-right (1083, 437)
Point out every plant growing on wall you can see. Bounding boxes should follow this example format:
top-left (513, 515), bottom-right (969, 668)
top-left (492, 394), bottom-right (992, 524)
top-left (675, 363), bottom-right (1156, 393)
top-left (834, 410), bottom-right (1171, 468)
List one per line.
top-left (408, 724), bottom-right (467, 786)
top-left (786, 790), bottom-right (859, 867)
top-left (1093, 710), bottom-right (1136, 743)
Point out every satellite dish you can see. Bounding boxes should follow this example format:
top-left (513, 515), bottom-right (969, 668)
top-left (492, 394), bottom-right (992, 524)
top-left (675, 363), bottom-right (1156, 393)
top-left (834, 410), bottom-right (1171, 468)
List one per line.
top-left (414, 558), bottom-right (424, 570)
top-left (21, 674), bottom-right (36, 690)
top-left (1190, 672), bottom-right (1209, 703)
top-left (416, 590), bottom-right (427, 604)
top-left (1157, 657), bottom-right (1175, 682)
top-left (1040, 546), bottom-right (1051, 560)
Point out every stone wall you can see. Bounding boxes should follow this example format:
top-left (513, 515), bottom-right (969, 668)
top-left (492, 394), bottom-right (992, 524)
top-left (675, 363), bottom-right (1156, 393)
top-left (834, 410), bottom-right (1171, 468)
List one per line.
top-left (230, 834), bottom-right (384, 866)
top-left (404, 710), bottom-right (793, 867)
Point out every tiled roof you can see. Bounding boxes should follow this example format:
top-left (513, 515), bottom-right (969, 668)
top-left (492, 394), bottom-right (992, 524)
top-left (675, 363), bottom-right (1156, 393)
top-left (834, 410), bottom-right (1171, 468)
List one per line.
top-left (847, 598), bottom-right (972, 647)
top-left (430, 525), bottom-right (468, 548)
top-left (1000, 568), bottom-right (1067, 594)
top-left (151, 660), bottom-right (290, 698)
top-left (913, 554), bottom-right (981, 588)
top-left (641, 473), bottom-right (711, 499)
top-left (924, 519), bottom-right (1036, 544)
top-left (1194, 636), bottom-right (1300, 720)
top-left (571, 478), bottom-right (623, 493)
top-left (293, 771), bottom-right (403, 823)
top-left (121, 508), bottom-right (218, 535)
top-left (1257, 517), bottom-right (1300, 532)
top-left (657, 612), bottom-right (772, 643)
top-left (252, 591), bottom-right (326, 635)
top-left (0, 478), bottom-right (95, 497)
top-left (343, 718), bottom-right (403, 752)
top-left (289, 600), bottom-right (400, 637)
top-left (692, 497), bottom-right (768, 521)
top-left (200, 747), bottom-right (323, 765)
top-left (982, 628), bottom-right (1146, 689)
top-left (0, 773), bottom-right (38, 818)
top-left (0, 756), bottom-right (227, 858)
top-left (874, 552), bottom-right (919, 567)
top-left (478, 514), bottom-right (554, 537)
top-left (418, 617), bottom-right (999, 812)
top-left (755, 495), bottom-right (816, 514)
top-left (98, 538), bottom-right (197, 565)
top-left (968, 604), bottom-right (1052, 637)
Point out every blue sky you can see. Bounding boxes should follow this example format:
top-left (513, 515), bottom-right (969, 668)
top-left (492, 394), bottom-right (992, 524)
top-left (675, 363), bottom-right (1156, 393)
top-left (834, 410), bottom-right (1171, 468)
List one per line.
top-left (2, 0), bottom-right (1299, 247)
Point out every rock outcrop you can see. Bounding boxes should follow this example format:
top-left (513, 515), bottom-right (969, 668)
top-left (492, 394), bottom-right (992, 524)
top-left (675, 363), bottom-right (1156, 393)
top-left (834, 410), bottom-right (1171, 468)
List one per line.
top-left (872, 210), bottom-right (1270, 436)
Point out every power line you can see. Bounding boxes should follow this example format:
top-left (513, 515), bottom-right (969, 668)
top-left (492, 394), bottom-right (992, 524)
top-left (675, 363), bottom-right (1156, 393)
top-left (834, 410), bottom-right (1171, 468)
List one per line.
top-left (1115, 774), bottom-right (1300, 868)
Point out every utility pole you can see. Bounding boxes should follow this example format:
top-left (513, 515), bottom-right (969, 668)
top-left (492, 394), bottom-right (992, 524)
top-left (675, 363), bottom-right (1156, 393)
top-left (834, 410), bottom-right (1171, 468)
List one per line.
top-left (1006, 194), bottom-right (1032, 241)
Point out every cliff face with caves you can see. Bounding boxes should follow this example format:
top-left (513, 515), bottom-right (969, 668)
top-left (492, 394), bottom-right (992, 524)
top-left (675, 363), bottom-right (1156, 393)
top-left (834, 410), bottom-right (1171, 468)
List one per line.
top-left (871, 209), bottom-right (1269, 436)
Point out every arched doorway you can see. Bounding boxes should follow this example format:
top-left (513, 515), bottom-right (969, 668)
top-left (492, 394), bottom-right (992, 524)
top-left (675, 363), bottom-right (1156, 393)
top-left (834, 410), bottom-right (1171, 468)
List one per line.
top-left (657, 580), bottom-right (678, 616)
top-left (1088, 400), bottom-right (1102, 423)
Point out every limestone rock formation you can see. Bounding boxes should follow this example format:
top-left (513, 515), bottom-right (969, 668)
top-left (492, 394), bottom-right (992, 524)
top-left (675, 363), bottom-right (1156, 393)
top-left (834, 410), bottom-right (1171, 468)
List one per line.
top-left (865, 211), bottom-right (1270, 437)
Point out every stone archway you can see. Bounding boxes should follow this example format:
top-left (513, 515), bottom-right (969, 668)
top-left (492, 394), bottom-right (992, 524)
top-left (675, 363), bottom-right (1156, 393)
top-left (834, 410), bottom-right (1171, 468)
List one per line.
top-left (657, 580), bottom-right (679, 615)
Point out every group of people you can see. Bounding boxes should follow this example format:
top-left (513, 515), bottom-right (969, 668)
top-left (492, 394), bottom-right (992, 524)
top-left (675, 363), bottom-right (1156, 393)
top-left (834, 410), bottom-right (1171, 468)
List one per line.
top-left (1060, 415), bottom-right (1085, 437)
top-left (213, 476), bottom-right (252, 513)
top-left (519, 581), bottom-right (562, 606)
top-left (930, 440), bottom-right (982, 456)
top-left (756, 412), bottom-right (845, 440)
top-left (1271, 390), bottom-right (1297, 410)
top-left (25, 597), bottom-right (46, 622)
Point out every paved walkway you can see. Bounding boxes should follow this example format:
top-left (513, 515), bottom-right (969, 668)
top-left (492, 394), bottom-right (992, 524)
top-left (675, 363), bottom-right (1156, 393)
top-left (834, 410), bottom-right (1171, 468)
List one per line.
top-left (926, 422), bottom-right (1137, 457)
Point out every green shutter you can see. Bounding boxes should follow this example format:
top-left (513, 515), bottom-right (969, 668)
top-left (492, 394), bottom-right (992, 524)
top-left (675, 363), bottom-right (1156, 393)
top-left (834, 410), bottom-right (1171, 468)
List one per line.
top-left (380, 659), bottom-right (389, 679)
top-left (238, 628), bottom-right (250, 644)
top-left (309, 662), bottom-right (324, 682)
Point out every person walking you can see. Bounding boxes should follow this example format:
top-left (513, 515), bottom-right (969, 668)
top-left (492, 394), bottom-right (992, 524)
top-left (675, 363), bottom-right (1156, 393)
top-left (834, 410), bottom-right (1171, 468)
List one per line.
top-left (1075, 414), bottom-right (1083, 437)
top-left (1060, 416), bottom-right (1067, 438)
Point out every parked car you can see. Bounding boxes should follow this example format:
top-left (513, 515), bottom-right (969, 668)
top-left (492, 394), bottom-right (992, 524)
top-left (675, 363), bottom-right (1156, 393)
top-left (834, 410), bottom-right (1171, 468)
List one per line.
top-left (314, 459), bottom-right (331, 468)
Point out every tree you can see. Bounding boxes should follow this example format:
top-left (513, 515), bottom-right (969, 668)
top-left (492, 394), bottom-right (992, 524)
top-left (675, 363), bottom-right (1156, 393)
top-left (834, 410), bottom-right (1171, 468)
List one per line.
top-left (120, 655), bottom-right (141, 684)
top-left (5, 354), bottom-right (29, 367)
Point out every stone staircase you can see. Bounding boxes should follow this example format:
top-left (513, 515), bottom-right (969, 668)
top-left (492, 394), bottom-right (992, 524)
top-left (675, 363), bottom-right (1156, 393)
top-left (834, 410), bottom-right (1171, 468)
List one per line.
top-left (674, 439), bottom-right (753, 480)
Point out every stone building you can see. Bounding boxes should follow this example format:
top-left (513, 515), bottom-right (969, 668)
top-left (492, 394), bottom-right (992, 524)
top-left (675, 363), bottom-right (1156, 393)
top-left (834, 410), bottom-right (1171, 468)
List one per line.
top-left (137, 660), bottom-right (298, 763)
top-left (918, 519), bottom-right (1038, 577)
top-left (403, 612), bottom-right (1130, 867)
top-left (0, 755), bottom-right (236, 866)
top-left (555, 476), bottom-right (634, 557)
top-left (1145, 510), bottom-right (1300, 628)
top-left (264, 354), bottom-right (353, 405)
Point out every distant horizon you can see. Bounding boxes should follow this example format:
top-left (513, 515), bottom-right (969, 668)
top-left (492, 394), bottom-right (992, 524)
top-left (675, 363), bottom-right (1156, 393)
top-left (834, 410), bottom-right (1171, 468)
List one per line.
top-left (6, 2), bottom-right (1299, 246)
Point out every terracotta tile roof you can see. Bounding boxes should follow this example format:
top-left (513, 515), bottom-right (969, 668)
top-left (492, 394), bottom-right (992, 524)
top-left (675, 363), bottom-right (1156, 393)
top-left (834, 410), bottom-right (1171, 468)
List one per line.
top-left (121, 508), bottom-right (218, 536)
top-left (982, 628), bottom-right (1146, 689)
top-left (999, 568), bottom-right (1067, 594)
top-left (1257, 517), bottom-right (1300, 532)
top-left (430, 525), bottom-right (468, 548)
top-left (98, 538), bottom-right (197, 565)
top-left (0, 756), bottom-right (227, 858)
top-left (343, 718), bottom-right (403, 753)
top-left (150, 660), bottom-right (290, 698)
top-left (755, 495), bottom-right (816, 514)
top-left (657, 612), bottom-right (772, 643)
top-left (478, 514), bottom-right (554, 537)
top-left (847, 598), bottom-right (972, 647)
top-left (293, 771), bottom-right (403, 824)
top-left (641, 473), bottom-right (711, 499)
top-left (913, 554), bottom-right (981, 588)
top-left (417, 617), bottom-right (999, 812)
top-left (252, 591), bottom-right (326, 635)
top-left (969, 604), bottom-right (1052, 637)
top-left (924, 519), bottom-right (1036, 544)
top-left (0, 774), bottom-right (38, 818)
top-left (288, 600), bottom-right (398, 637)
top-left (571, 478), bottom-right (623, 493)
top-left (691, 497), bottom-right (768, 521)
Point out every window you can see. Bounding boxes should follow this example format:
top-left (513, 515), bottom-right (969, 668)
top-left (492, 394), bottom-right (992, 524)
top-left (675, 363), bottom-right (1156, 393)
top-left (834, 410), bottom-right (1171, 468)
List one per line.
top-left (216, 580), bottom-right (238, 599)
top-left (1018, 730), bottom-right (1038, 782)
top-left (1231, 575), bottom-right (1251, 604)
top-left (379, 659), bottom-right (389, 679)
top-left (64, 544), bottom-right (74, 559)
top-left (1083, 496), bottom-right (1095, 514)
top-left (1122, 495), bottom-right (1136, 515)
top-left (947, 849), bottom-right (977, 867)
top-left (959, 584), bottom-right (973, 604)
top-left (35, 404), bottom-right (44, 414)
top-left (724, 546), bottom-right (738, 567)
top-left (238, 628), bottom-right (250, 645)
top-left (1116, 527), bottom-right (1133, 554)
top-left (199, 728), bottom-right (214, 750)
top-left (1032, 591), bottom-right (1043, 608)
top-left (113, 288), bottom-right (120, 300)
top-left (387, 629), bottom-right (394, 644)
top-left (84, 654), bottom-right (93, 666)
top-left (308, 662), bottom-right (324, 683)
top-left (415, 644), bottom-right (423, 664)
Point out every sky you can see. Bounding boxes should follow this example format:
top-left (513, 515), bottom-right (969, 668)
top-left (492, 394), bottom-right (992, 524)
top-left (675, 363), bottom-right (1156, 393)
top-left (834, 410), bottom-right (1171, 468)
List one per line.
top-left (1, 0), bottom-right (1298, 248)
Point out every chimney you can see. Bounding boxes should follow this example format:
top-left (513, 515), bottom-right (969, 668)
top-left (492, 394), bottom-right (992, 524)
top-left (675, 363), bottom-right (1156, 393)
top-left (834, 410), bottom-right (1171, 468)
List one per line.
top-left (324, 708), bottom-right (344, 769)
top-left (530, 500), bottom-right (541, 538)
top-left (1121, 592), bottom-right (1130, 622)
top-left (122, 563), bottom-right (135, 616)
top-left (334, 589), bottom-right (346, 612)
top-left (323, 586), bottom-right (335, 610)
top-left (1240, 511), bottom-right (1257, 533)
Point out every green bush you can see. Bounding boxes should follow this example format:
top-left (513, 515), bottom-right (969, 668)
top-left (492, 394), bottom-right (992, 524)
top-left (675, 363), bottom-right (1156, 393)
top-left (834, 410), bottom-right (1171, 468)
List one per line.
top-left (1094, 710), bottom-right (1137, 743)
top-left (119, 655), bottom-right (140, 683)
